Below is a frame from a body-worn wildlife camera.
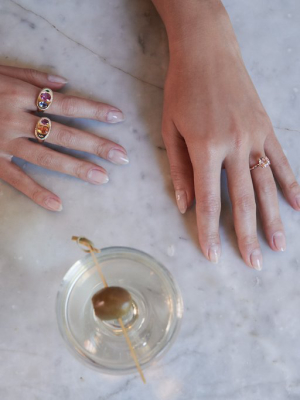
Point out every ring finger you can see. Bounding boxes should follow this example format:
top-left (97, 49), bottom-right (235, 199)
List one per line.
top-left (225, 154), bottom-right (262, 270)
top-left (250, 150), bottom-right (286, 252)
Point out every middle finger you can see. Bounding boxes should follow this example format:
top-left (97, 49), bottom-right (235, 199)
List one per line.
top-left (225, 154), bottom-right (263, 270)
top-left (21, 84), bottom-right (125, 123)
top-left (20, 114), bottom-right (129, 165)
top-left (251, 153), bottom-right (286, 252)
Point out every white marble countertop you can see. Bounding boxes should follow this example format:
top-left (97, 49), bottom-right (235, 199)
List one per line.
top-left (0, 1), bottom-right (300, 399)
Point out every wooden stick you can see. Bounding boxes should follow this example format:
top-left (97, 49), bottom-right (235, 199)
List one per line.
top-left (118, 317), bottom-right (146, 384)
top-left (89, 249), bottom-right (108, 288)
top-left (72, 236), bottom-right (146, 383)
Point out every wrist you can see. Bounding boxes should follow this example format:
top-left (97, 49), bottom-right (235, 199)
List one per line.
top-left (153, 0), bottom-right (238, 59)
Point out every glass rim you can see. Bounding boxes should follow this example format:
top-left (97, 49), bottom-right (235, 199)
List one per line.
top-left (56, 246), bottom-right (184, 374)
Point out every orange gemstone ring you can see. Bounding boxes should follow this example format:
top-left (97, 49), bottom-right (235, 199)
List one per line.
top-left (250, 156), bottom-right (271, 171)
top-left (35, 117), bottom-right (51, 143)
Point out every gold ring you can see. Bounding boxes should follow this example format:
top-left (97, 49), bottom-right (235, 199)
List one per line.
top-left (37, 88), bottom-right (53, 111)
top-left (35, 117), bottom-right (51, 143)
top-left (250, 156), bottom-right (271, 171)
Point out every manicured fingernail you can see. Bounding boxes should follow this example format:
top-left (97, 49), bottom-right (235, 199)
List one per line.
top-left (44, 197), bottom-right (63, 211)
top-left (250, 249), bottom-right (263, 271)
top-left (87, 169), bottom-right (109, 184)
top-left (108, 149), bottom-right (129, 165)
top-left (107, 110), bottom-right (124, 123)
top-left (47, 74), bottom-right (68, 84)
top-left (175, 190), bottom-right (187, 214)
top-left (272, 231), bottom-right (286, 252)
top-left (208, 245), bottom-right (220, 264)
top-left (296, 195), bottom-right (300, 210)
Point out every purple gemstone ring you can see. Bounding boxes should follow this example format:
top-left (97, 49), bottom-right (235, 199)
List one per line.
top-left (37, 88), bottom-right (53, 112)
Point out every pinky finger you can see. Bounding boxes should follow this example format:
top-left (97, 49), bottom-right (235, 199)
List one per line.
top-left (265, 134), bottom-right (300, 211)
top-left (0, 157), bottom-right (63, 211)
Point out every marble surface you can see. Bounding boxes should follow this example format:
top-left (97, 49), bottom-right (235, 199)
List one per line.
top-left (0, 0), bottom-right (300, 399)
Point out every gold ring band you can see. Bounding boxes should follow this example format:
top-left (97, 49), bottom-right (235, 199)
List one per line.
top-left (250, 156), bottom-right (271, 171)
top-left (35, 117), bottom-right (51, 143)
top-left (37, 88), bottom-right (53, 112)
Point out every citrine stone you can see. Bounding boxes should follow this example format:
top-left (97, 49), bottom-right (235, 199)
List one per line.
top-left (37, 126), bottom-right (49, 137)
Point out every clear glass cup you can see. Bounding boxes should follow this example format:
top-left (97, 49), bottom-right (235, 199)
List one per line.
top-left (56, 247), bottom-right (183, 375)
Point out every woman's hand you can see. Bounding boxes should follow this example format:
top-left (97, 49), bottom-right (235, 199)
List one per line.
top-left (0, 65), bottom-right (128, 211)
top-left (153, 0), bottom-right (300, 269)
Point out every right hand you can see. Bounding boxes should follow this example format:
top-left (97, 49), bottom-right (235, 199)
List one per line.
top-left (0, 65), bottom-right (128, 211)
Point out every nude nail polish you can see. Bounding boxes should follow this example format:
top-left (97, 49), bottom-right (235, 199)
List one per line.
top-left (87, 169), bottom-right (109, 184)
top-left (45, 197), bottom-right (63, 211)
top-left (47, 74), bottom-right (68, 84)
top-left (107, 110), bottom-right (124, 123)
top-left (208, 245), bottom-right (220, 264)
top-left (250, 249), bottom-right (263, 271)
top-left (272, 231), bottom-right (286, 252)
top-left (108, 149), bottom-right (129, 165)
top-left (175, 190), bottom-right (187, 214)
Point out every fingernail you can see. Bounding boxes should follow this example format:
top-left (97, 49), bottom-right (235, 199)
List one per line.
top-left (208, 245), bottom-right (220, 264)
top-left (107, 110), bottom-right (125, 123)
top-left (272, 231), bottom-right (286, 252)
top-left (108, 149), bottom-right (129, 165)
top-left (296, 195), bottom-right (300, 210)
top-left (87, 169), bottom-right (109, 184)
top-left (250, 249), bottom-right (263, 271)
top-left (47, 74), bottom-right (68, 84)
top-left (44, 197), bottom-right (63, 211)
top-left (175, 190), bottom-right (187, 214)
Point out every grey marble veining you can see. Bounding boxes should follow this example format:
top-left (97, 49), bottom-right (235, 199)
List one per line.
top-left (0, 1), bottom-right (300, 399)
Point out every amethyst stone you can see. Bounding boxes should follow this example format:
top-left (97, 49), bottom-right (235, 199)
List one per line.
top-left (40, 92), bottom-right (51, 101)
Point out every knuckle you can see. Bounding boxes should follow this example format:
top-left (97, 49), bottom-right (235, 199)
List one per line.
top-left (170, 165), bottom-right (185, 184)
top-left (197, 195), bottom-right (221, 216)
top-left (239, 234), bottom-right (258, 248)
top-left (74, 162), bottom-right (87, 178)
top-left (56, 128), bottom-right (75, 148)
top-left (288, 180), bottom-right (300, 192)
top-left (278, 153), bottom-right (290, 169)
top-left (259, 180), bottom-right (277, 196)
top-left (259, 113), bottom-right (273, 133)
top-left (60, 96), bottom-right (78, 116)
top-left (265, 217), bottom-right (282, 231)
top-left (36, 151), bottom-right (53, 167)
top-left (6, 174), bottom-right (21, 188)
top-left (94, 141), bottom-right (110, 158)
top-left (203, 233), bottom-right (220, 243)
top-left (31, 189), bottom-right (45, 204)
top-left (231, 131), bottom-right (249, 151)
top-left (234, 193), bottom-right (256, 214)
top-left (200, 138), bottom-right (226, 158)
top-left (25, 68), bottom-right (40, 82)
top-left (93, 106), bottom-right (106, 121)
